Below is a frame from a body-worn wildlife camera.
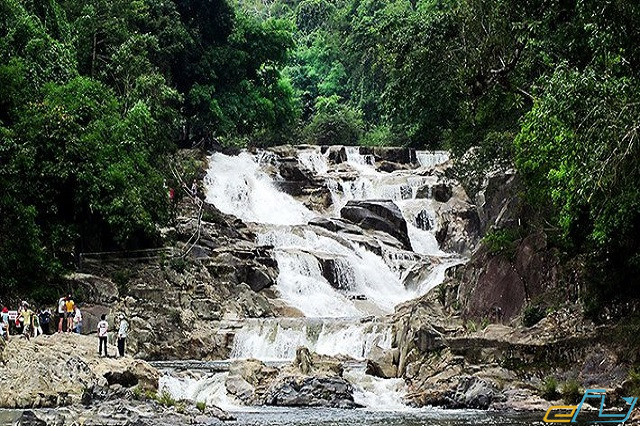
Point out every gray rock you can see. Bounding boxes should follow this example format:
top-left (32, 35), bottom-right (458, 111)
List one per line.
top-left (15, 411), bottom-right (47, 426)
top-left (432, 182), bottom-right (453, 203)
top-left (265, 376), bottom-right (359, 408)
top-left (340, 200), bottom-right (412, 250)
top-left (446, 377), bottom-right (497, 409)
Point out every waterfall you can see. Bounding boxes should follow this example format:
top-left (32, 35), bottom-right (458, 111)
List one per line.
top-left (204, 152), bottom-right (315, 225)
top-left (165, 145), bottom-right (463, 411)
top-left (230, 318), bottom-right (391, 361)
top-left (158, 372), bottom-right (238, 411)
top-left (416, 150), bottom-right (450, 168)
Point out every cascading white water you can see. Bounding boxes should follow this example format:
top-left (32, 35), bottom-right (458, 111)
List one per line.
top-left (158, 372), bottom-right (238, 411)
top-left (162, 145), bottom-right (464, 411)
top-left (204, 152), bottom-right (315, 225)
top-left (416, 150), bottom-right (450, 168)
top-left (257, 226), bottom-right (428, 316)
top-left (230, 318), bottom-right (391, 361)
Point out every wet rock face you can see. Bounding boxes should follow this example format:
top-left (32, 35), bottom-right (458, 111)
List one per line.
top-left (434, 199), bottom-right (481, 256)
top-left (340, 200), bottom-right (412, 250)
top-left (226, 350), bottom-right (358, 409)
top-left (458, 232), bottom-right (559, 321)
top-left (13, 398), bottom-right (234, 426)
top-left (265, 376), bottom-right (358, 408)
top-left (474, 169), bottom-right (521, 234)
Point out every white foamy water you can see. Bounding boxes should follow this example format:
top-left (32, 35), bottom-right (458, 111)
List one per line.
top-left (230, 318), bottom-right (391, 361)
top-left (159, 372), bottom-right (240, 411)
top-left (416, 150), bottom-right (450, 168)
top-left (344, 367), bottom-right (409, 411)
top-left (204, 152), bottom-right (315, 225)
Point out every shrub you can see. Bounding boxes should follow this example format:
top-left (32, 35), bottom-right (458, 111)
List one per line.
top-left (522, 304), bottom-right (545, 327)
top-left (561, 379), bottom-right (582, 404)
top-left (113, 269), bottom-right (132, 296)
top-left (304, 95), bottom-right (363, 145)
top-left (196, 401), bottom-right (207, 413)
top-left (156, 391), bottom-right (176, 407)
top-left (169, 257), bottom-right (187, 273)
top-left (541, 376), bottom-right (560, 400)
top-left (483, 229), bottom-right (521, 258)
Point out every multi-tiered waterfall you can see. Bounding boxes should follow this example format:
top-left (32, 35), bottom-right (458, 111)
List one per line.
top-left (159, 146), bottom-right (466, 410)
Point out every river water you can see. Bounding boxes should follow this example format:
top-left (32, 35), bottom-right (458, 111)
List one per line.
top-left (0, 408), bottom-right (544, 426)
top-left (229, 408), bottom-right (543, 425)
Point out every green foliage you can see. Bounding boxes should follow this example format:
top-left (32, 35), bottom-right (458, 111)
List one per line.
top-left (169, 257), bottom-right (188, 274)
top-left (112, 269), bottom-right (133, 297)
top-left (465, 317), bottom-right (489, 333)
top-left (522, 304), bottom-right (545, 328)
top-left (627, 367), bottom-right (640, 397)
top-left (540, 376), bottom-right (560, 401)
top-left (483, 229), bottom-right (521, 258)
top-left (515, 65), bottom-right (640, 310)
top-left (144, 390), bottom-right (157, 400)
top-left (132, 386), bottom-right (144, 400)
top-left (304, 95), bottom-right (363, 145)
top-left (0, 0), bottom-right (301, 298)
top-left (196, 401), bottom-right (206, 413)
top-left (156, 391), bottom-right (176, 407)
top-left (561, 380), bottom-right (582, 404)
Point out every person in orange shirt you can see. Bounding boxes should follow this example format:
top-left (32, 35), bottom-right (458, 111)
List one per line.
top-left (65, 295), bottom-right (75, 334)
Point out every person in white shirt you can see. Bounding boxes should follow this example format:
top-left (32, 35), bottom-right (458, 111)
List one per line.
top-left (73, 305), bottom-right (82, 334)
top-left (57, 296), bottom-right (66, 333)
top-left (117, 314), bottom-right (129, 358)
top-left (97, 314), bottom-right (109, 357)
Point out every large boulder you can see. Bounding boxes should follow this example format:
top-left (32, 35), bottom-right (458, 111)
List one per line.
top-left (264, 376), bottom-right (358, 408)
top-left (434, 196), bottom-right (481, 255)
top-left (445, 377), bottom-right (497, 409)
top-left (371, 147), bottom-right (416, 164)
top-left (225, 359), bottom-right (279, 405)
top-left (458, 232), bottom-right (560, 321)
top-left (63, 273), bottom-right (119, 304)
top-left (340, 200), bottom-right (412, 250)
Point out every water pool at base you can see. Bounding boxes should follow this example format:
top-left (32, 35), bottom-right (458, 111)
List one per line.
top-left (226, 408), bottom-right (544, 426)
top-left (0, 408), bottom-right (547, 426)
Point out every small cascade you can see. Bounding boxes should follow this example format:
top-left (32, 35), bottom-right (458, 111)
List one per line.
top-left (230, 318), bottom-right (392, 361)
top-left (158, 372), bottom-right (239, 411)
top-left (257, 226), bottom-right (426, 316)
top-left (416, 150), bottom-right (450, 168)
top-left (344, 366), bottom-right (409, 411)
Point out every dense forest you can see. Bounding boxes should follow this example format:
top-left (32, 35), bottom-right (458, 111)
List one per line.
top-left (1, 0), bottom-right (639, 313)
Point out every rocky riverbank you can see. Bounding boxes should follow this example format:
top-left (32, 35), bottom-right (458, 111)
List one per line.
top-left (0, 334), bottom-right (233, 425)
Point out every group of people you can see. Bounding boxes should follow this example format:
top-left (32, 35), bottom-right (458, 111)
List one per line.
top-left (0, 294), bottom-right (130, 358)
top-left (97, 313), bottom-right (129, 358)
top-left (1, 301), bottom-right (57, 340)
top-left (57, 294), bottom-right (83, 334)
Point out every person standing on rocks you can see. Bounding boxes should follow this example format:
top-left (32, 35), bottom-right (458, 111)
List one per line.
top-left (65, 295), bottom-right (75, 333)
top-left (117, 314), bottom-right (129, 358)
top-left (32, 309), bottom-right (42, 337)
top-left (39, 309), bottom-right (52, 335)
top-left (1, 307), bottom-right (10, 341)
top-left (57, 295), bottom-right (66, 333)
top-left (73, 305), bottom-right (83, 334)
top-left (20, 302), bottom-right (33, 339)
top-left (97, 314), bottom-right (109, 357)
